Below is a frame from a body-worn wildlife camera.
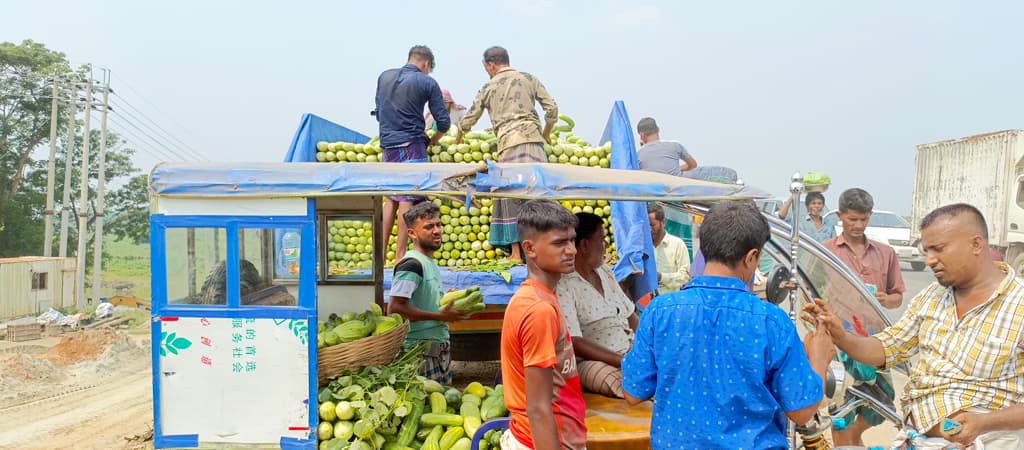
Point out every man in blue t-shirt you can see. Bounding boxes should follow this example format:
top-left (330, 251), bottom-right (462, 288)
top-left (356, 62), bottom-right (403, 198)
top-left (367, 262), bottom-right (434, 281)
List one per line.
top-left (623, 201), bottom-right (835, 449)
top-left (374, 45), bottom-right (450, 263)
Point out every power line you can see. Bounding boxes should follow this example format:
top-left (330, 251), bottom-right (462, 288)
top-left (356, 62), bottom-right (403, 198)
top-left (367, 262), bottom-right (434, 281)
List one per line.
top-left (109, 96), bottom-right (206, 161)
top-left (107, 115), bottom-right (184, 163)
top-left (107, 114), bottom-right (186, 162)
top-left (106, 123), bottom-right (180, 164)
top-left (109, 110), bottom-right (190, 161)
top-left (110, 73), bottom-right (202, 147)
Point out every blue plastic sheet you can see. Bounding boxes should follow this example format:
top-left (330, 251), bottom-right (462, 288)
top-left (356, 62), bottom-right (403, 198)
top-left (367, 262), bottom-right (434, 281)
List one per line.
top-left (284, 113), bottom-right (371, 163)
top-left (601, 101), bottom-right (658, 301)
top-left (383, 267), bottom-right (527, 305)
top-left (150, 162), bottom-right (474, 197)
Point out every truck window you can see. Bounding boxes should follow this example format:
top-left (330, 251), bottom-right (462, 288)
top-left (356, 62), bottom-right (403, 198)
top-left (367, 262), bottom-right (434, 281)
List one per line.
top-left (324, 216), bottom-right (375, 281)
top-left (1017, 180), bottom-right (1024, 208)
top-left (165, 227), bottom-right (228, 305)
top-left (241, 227), bottom-right (297, 307)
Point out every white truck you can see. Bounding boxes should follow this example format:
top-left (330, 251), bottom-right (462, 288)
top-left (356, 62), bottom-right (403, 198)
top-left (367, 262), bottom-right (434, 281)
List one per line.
top-left (910, 129), bottom-right (1024, 271)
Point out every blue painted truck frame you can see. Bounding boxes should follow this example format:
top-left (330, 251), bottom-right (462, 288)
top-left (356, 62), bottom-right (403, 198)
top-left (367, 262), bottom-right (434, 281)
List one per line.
top-left (149, 200), bottom-right (319, 449)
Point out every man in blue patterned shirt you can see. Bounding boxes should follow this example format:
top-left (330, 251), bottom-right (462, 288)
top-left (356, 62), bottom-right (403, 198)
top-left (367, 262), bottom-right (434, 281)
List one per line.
top-left (623, 201), bottom-right (835, 449)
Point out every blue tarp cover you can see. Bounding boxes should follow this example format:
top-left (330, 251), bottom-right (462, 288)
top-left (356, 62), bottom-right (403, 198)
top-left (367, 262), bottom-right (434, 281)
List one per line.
top-left (383, 267), bottom-right (527, 305)
top-left (154, 109), bottom-right (768, 305)
top-left (150, 162), bottom-right (767, 200)
top-left (600, 101), bottom-right (658, 300)
top-left (284, 113), bottom-right (371, 163)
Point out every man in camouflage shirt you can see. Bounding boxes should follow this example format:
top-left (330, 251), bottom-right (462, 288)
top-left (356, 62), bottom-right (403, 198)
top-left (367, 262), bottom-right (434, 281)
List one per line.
top-left (457, 46), bottom-right (559, 262)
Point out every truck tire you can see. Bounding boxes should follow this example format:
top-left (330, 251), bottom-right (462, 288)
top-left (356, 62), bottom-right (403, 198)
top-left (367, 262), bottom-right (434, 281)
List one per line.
top-left (910, 262), bottom-right (926, 271)
top-left (1013, 253), bottom-right (1024, 277)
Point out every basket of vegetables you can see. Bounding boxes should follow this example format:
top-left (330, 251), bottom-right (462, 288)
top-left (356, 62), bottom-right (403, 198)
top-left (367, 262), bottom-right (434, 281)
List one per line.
top-left (317, 304), bottom-right (409, 384)
top-left (804, 172), bottom-right (831, 193)
top-left (316, 344), bottom-right (509, 450)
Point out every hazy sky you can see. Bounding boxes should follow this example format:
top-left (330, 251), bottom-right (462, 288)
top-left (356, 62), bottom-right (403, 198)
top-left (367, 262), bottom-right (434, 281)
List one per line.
top-left (6, 0), bottom-right (1024, 214)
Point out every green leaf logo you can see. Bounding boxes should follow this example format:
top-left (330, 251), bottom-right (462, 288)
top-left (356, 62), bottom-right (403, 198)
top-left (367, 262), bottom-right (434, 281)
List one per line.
top-left (160, 331), bottom-right (193, 358)
top-left (284, 319), bottom-right (308, 345)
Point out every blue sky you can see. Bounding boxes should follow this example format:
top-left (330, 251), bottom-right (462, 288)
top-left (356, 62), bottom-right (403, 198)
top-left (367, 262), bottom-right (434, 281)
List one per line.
top-left (6, 0), bottom-right (1024, 214)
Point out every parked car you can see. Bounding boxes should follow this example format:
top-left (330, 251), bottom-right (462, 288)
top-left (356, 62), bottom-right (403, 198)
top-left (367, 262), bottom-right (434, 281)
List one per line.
top-left (824, 210), bottom-right (927, 271)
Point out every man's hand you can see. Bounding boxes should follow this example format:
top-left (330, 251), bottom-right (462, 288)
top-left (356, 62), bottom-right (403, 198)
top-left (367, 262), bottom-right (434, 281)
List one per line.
top-left (802, 322), bottom-right (836, 371)
top-left (429, 132), bottom-right (443, 147)
top-left (543, 133), bottom-right (553, 145)
top-left (945, 411), bottom-right (989, 446)
top-left (657, 272), bottom-right (662, 282)
top-left (453, 131), bottom-right (464, 145)
top-left (801, 298), bottom-right (845, 342)
top-left (875, 292), bottom-right (902, 309)
top-left (438, 302), bottom-right (468, 323)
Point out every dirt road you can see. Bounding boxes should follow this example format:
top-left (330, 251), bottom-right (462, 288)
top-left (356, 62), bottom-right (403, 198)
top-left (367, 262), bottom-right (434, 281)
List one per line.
top-left (0, 365), bottom-right (152, 450)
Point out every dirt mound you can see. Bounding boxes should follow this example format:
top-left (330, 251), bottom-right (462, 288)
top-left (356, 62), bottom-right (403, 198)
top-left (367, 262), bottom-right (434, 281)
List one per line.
top-left (0, 353), bottom-right (65, 383)
top-left (42, 328), bottom-right (129, 367)
top-left (71, 337), bottom-right (149, 381)
top-left (0, 353), bottom-right (66, 407)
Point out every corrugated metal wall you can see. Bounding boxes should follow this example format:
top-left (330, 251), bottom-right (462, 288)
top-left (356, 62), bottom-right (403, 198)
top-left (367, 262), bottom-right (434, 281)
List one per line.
top-left (0, 258), bottom-right (75, 320)
top-left (911, 130), bottom-right (1024, 245)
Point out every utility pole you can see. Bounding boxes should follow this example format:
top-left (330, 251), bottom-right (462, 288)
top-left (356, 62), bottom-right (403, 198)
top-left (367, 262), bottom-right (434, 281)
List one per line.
top-left (58, 81), bottom-right (79, 258)
top-left (91, 71), bottom-right (110, 305)
top-left (43, 78), bottom-right (60, 257)
top-left (75, 74), bottom-right (93, 309)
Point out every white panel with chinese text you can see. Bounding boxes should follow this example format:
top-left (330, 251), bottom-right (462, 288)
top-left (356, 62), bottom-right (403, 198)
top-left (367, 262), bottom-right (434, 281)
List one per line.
top-left (158, 317), bottom-right (311, 444)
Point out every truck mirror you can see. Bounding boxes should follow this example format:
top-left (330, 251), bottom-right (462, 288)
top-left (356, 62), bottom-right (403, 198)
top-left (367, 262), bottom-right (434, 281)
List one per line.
top-left (765, 265), bottom-right (793, 305)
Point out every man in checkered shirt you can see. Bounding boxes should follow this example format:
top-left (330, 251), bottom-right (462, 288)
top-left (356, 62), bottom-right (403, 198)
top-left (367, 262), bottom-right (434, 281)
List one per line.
top-left (806, 203), bottom-right (1024, 448)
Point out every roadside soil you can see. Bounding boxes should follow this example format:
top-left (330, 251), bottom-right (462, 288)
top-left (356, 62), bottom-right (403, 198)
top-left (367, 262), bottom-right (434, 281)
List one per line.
top-left (0, 326), bottom-right (153, 450)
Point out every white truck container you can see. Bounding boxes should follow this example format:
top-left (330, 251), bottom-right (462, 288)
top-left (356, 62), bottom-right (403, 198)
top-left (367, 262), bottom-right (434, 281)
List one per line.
top-left (910, 130), bottom-right (1024, 271)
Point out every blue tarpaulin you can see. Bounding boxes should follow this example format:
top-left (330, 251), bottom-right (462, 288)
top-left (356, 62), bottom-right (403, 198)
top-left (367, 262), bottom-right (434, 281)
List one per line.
top-left (154, 110), bottom-right (765, 305)
top-left (600, 101), bottom-right (658, 301)
top-left (383, 267), bottom-right (528, 305)
top-left (284, 113), bottom-right (371, 163)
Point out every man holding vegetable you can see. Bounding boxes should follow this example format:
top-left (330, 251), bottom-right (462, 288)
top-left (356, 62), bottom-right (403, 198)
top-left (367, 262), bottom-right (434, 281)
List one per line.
top-left (387, 201), bottom-right (466, 384)
top-left (456, 46), bottom-right (559, 264)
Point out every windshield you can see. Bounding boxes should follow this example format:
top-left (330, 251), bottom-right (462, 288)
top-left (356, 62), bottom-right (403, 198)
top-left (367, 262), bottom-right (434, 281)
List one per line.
top-left (825, 211), bottom-right (909, 229)
top-left (869, 212), bottom-right (910, 228)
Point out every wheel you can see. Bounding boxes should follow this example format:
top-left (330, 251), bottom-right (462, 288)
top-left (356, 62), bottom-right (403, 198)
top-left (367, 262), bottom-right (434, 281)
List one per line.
top-left (1013, 253), bottom-right (1024, 277)
top-left (910, 262), bottom-right (926, 271)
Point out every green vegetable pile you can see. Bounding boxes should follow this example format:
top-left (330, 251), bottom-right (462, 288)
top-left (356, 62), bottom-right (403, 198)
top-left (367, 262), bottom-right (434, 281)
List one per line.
top-left (318, 304), bottom-right (403, 349)
top-left (317, 347), bottom-right (508, 450)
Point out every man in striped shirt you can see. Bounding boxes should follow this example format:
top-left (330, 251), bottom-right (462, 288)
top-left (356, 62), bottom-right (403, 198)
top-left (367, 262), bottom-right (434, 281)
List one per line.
top-left (805, 203), bottom-right (1024, 448)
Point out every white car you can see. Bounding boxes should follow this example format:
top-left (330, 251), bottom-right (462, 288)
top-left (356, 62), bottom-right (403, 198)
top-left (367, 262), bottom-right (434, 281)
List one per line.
top-left (824, 210), bottom-right (927, 271)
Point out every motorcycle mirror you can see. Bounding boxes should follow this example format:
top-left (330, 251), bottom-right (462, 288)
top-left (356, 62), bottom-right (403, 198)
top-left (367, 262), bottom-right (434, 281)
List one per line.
top-left (765, 265), bottom-right (794, 305)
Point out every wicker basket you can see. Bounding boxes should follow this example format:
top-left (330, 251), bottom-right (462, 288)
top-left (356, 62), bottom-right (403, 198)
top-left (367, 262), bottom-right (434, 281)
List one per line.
top-left (317, 320), bottom-right (409, 384)
top-left (805, 183), bottom-right (830, 193)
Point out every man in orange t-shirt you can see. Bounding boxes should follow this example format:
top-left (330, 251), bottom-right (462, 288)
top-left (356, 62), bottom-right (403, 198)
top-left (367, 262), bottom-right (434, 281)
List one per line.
top-left (500, 200), bottom-right (587, 450)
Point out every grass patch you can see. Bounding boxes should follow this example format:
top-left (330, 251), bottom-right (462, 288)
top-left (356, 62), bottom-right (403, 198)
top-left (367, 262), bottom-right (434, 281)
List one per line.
top-left (101, 237), bottom-right (151, 300)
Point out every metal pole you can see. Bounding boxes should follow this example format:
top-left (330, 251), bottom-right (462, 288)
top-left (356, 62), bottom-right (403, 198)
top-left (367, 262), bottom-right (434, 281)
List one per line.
top-left (187, 229), bottom-right (197, 298)
top-left (75, 75), bottom-right (93, 309)
top-left (43, 78), bottom-right (60, 257)
top-left (91, 72), bottom-right (110, 305)
top-left (787, 172), bottom-right (805, 322)
top-left (58, 83), bottom-right (78, 258)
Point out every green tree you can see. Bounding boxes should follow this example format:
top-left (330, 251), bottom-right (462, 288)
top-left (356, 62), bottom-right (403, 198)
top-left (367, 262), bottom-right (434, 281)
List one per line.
top-left (1, 40), bottom-right (148, 257)
top-left (0, 40), bottom-right (74, 255)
